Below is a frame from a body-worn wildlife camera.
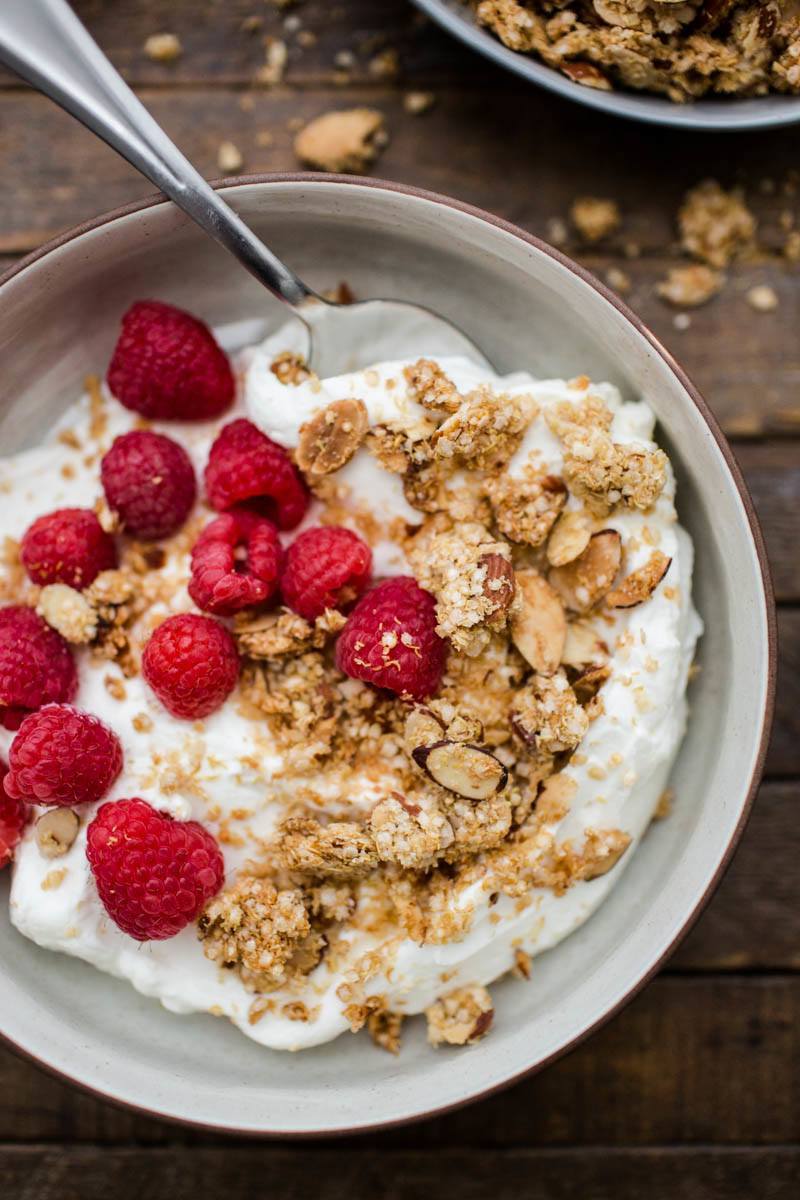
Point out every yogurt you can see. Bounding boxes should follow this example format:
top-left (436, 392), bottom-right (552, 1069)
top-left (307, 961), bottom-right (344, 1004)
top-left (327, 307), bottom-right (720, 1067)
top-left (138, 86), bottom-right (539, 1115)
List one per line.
top-left (0, 328), bottom-right (702, 1051)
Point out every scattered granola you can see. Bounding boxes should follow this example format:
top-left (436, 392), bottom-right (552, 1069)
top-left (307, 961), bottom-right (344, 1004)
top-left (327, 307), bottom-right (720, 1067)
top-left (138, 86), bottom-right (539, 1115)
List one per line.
top-left (656, 265), bottom-right (723, 308)
top-left (278, 816), bottom-right (379, 879)
top-left (546, 397), bottom-right (668, 516)
top-left (217, 141), bottom-right (244, 174)
top-left (426, 984), bottom-right (494, 1046)
top-left (143, 33), bottom-right (182, 63)
top-left (294, 108), bottom-right (388, 173)
top-left (403, 90), bottom-right (437, 115)
top-left (199, 877), bottom-right (314, 992)
top-left (679, 181), bottom-right (757, 267)
top-left (486, 467), bottom-right (567, 547)
top-left (746, 283), bottom-right (780, 311)
top-left (408, 522), bottom-right (516, 655)
top-left (570, 196), bottom-right (621, 243)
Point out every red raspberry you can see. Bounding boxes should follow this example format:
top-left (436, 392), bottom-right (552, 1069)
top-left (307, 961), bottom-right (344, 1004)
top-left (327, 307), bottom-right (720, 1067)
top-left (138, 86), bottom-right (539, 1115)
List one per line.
top-left (106, 300), bottom-right (234, 421)
top-left (101, 430), bottom-right (197, 540)
top-left (142, 612), bottom-right (239, 720)
top-left (204, 419), bottom-right (308, 530)
top-left (282, 526), bottom-right (372, 622)
top-left (335, 576), bottom-right (447, 700)
top-left (0, 607), bottom-right (78, 731)
top-left (0, 759), bottom-right (28, 869)
top-left (4, 704), bottom-right (123, 807)
top-left (21, 508), bottom-right (116, 589)
top-left (188, 510), bottom-right (282, 617)
top-left (86, 797), bottom-right (224, 940)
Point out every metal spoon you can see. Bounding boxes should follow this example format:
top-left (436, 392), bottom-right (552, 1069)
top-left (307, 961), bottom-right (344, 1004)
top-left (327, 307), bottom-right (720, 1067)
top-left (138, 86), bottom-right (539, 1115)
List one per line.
top-left (0, 0), bottom-right (489, 374)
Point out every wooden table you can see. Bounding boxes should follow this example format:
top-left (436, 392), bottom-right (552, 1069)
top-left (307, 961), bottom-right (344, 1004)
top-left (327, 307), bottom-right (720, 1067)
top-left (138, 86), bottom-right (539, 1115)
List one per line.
top-left (2, 3), bottom-right (799, 1196)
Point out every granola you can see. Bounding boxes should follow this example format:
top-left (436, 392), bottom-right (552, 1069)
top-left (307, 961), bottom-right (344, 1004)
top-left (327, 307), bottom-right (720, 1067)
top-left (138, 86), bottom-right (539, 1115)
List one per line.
top-left (1, 328), bottom-right (699, 1058)
top-left (472, 0), bottom-right (800, 103)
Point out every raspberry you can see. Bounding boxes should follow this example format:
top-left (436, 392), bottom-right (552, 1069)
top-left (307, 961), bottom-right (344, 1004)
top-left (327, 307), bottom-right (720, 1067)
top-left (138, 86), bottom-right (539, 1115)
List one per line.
top-left (0, 607), bottom-right (78, 731)
top-left (188, 510), bottom-right (282, 617)
top-left (4, 704), bottom-right (123, 807)
top-left (101, 430), bottom-right (197, 540)
top-left (282, 526), bottom-right (372, 622)
top-left (106, 300), bottom-right (234, 421)
top-left (335, 576), bottom-right (447, 700)
top-left (142, 612), bottom-right (239, 719)
top-left (0, 759), bottom-right (28, 869)
top-left (204, 419), bottom-right (309, 530)
top-left (21, 508), bottom-right (116, 589)
top-left (86, 797), bottom-right (224, 940)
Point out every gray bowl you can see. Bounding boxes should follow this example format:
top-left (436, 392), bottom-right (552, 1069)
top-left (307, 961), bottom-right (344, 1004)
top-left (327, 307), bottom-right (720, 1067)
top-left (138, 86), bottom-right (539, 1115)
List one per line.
top-left (414, 0), bottom-right (800, 130)
top-left (0, 176), bottom-right (775, 1134)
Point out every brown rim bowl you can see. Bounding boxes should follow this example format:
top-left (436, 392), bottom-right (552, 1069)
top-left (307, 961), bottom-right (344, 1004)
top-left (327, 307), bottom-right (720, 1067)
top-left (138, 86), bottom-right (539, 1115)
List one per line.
top-left (0, 175), bottom-right (776, 1136)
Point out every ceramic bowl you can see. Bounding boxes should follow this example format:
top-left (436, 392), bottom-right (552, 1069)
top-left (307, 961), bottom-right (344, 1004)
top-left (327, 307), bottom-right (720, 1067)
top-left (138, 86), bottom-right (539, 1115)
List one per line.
top-left (414, 0), bottom-right (800, 131)
top-left (0, 176), bottom-right (775, 1135)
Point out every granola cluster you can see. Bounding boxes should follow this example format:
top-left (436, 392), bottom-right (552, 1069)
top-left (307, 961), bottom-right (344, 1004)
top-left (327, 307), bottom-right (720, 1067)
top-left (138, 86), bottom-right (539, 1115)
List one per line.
top-left (189, 356), bottom-right (676, 1052)
top-left (472, 0), bottom-right (800, 102)
top-left (1, 349), bottom-right (679, 1058)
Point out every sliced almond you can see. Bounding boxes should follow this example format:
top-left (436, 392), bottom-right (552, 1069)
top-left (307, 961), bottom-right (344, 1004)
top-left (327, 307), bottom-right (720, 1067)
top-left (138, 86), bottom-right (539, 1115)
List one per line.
top-left (582, 830), bottom-right (631, 880)
top-left (480, 552), bottom-right (516, 617)
top-left (561, 620), bottom-right (610, 670)
top-left (35, 808), bottom-right (80, 858)
top-left (571, 664), bottom-right (611, 704)
top-left (404, 705), bottom-right (447, 756)
top-left (560, 61), bottom-right (612, 91)
top-left (548, 530), bottom-right (622, 613)
top-left (546, 510), bottom-right (592, 567)
top-left (605, 551), bottom-right (671, 609)
top-left (412, 740), bottom-right (508, 801)
top-left (509, 569), bottom-right (566, 675)
top-left (296, 398), bottom-right (369, 476)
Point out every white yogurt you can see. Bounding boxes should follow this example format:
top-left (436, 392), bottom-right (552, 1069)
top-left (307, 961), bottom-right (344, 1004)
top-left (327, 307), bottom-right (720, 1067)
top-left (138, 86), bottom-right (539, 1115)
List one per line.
top-left (0, 329), bottom-right (701, 1050)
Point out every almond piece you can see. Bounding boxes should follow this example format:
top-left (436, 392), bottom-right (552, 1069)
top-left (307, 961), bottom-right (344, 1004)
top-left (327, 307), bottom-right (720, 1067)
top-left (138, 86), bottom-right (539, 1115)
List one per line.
top-left (480, 552), bottom-right (516, 617)
top-left (412, 740), bottom-right (508, 801)
top-left (296, 398), bottom-right (369, 475)
top-left (548, 530), bottom-right (622, 613)
top-left (605, 551), bottom-right (671, 609)
top-left (546, 510), bottom-right (592, 567)
top-left (560, 61), bottom-right (612, 91)
top-left (35, 808), bottom-right (80, 858)
top-left (561, 620), bottom-right (610, 669)
top-left (509, 569), bottom-right (566, 675)
top-left (571, 664), bottom-right (611, 704)
top-left (582, 830), bottom-right (631, 880)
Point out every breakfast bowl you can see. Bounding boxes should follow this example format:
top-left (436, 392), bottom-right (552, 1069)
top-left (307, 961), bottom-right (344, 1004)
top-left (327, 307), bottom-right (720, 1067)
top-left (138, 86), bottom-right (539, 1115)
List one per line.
top-left (413, 0), bottom-right (800, 131)
top-left (0, 175), bottom-right (775, 1135)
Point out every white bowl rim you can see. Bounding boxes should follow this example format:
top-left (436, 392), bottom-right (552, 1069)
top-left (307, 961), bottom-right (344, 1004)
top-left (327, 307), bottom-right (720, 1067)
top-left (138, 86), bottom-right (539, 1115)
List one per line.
top-left (0, 173), bottom-right (778, 1138)
top-left (412, 0), bottom-right (800, 131)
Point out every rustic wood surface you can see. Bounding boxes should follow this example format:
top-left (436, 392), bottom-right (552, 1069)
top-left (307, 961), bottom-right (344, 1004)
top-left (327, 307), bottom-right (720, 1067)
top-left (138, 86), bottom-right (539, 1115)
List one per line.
top-left (1, 1), bottom-right (798, 1196)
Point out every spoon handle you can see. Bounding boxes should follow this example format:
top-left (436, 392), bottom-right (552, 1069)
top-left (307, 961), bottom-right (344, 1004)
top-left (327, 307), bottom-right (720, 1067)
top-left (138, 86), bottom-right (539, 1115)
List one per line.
top-left (0, 0), bottom-right (313, 307)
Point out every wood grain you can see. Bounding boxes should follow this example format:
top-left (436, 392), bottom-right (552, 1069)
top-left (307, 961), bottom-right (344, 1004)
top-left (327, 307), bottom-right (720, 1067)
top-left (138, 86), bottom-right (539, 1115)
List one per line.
top-left (3, 1145), bottom-right (800, 1200)
top-left (0, 0), bottom-right (798, 1183)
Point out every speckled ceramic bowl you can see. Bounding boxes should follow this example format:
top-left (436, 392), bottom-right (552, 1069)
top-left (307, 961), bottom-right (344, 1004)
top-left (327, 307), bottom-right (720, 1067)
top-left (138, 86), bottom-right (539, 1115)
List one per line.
top-left (0, 176), bottom-right (775, 1135)
top-left (414, 0), bottom-right (800, 130)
